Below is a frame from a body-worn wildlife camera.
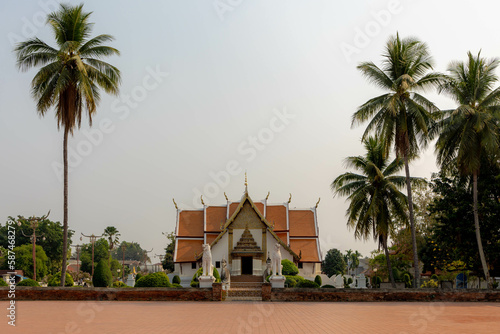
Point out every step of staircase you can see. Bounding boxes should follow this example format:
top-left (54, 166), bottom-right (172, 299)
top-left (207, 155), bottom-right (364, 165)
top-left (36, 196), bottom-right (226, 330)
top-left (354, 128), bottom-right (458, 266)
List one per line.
top-left (230, 282), bottom-right (263, 289)
top-left (231, 275), bottom-right (263, 283)
top-left (228, 289), bottom-right (261, 298)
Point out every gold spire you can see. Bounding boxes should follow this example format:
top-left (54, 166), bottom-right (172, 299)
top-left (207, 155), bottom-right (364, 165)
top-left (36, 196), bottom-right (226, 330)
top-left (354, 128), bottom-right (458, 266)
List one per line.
top-left (200, 195), bottom-right (205, 206)
top-left (315, 197), bottom-right (321, 208)
top-left (244, 171), bottom-right (248, 192)
top-left (288, 193), bottom-right (292, 204)
top-left (265, 191), bottom-right (270, 201)
top-left (224, 192), bottom-right (229, 201)
top-left (172, 198), bottom-right (178, 210)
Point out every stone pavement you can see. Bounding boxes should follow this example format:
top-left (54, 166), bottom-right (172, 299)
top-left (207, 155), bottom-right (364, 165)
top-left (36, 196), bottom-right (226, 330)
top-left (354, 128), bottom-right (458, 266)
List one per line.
top-left (1, 301), bottom-right (499, 333)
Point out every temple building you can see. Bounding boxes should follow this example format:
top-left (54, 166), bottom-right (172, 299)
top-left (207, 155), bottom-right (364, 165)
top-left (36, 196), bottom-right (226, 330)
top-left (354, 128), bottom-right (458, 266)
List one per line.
top-left (173, 183), bottom-right (322, 280)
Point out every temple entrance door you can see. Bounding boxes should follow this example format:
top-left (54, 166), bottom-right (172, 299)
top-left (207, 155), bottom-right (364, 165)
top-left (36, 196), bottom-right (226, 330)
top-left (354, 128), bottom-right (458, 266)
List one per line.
top-left (241, 256), bottom-right (253, 275)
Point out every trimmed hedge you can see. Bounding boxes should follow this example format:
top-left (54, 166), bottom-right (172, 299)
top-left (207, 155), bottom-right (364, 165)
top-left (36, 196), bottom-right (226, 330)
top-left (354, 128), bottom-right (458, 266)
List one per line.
top-left (17, 278), bottom-right (40, 287)
top-left (172, 275), bottom-right (181, 284)
top-left (112, 281), bottom-right (128, 288)
top-left (0, 279), bottom-right (7, 287)
top-left (321, 284), bottom-right (336, 289)
top-left (314, 275), bottom-right (322, 286)
top-left (93, 259), bottom-right (113, 287)
top-left (191, 267), bottom-right (221, 287)
top-left (281, 259), bottom-right (299, 276)
top-left (135, 272), bottom-right (171, 288)
top-left (48, 272), bottom-right (74, 287)
top-left (172, 283), bottom-right (183, 288)
top-left (296, 279), bottom-right (320, 288)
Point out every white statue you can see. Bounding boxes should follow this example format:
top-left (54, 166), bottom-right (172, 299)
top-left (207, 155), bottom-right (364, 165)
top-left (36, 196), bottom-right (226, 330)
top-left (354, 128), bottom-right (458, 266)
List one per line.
top-left (271, 243), bottom-right (283, 276)
top-left (202, 244), bottom-right (213, 277)
top-left (221, 257), bottom-right (230, 283)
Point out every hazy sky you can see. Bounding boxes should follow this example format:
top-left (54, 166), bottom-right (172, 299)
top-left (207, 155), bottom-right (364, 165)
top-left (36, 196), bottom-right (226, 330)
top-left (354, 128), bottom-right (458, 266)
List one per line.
top-left (1, 0), bottom-right (499, 261)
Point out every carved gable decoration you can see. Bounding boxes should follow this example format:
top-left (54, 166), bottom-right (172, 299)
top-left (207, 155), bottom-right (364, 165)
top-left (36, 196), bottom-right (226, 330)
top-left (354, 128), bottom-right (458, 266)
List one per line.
top-left (230, 202), bottom-right (266, 230)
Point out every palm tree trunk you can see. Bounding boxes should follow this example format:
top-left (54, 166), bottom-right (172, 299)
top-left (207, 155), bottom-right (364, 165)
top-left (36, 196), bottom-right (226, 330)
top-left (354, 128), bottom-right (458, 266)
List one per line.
top-left (403, 151), bottom-right (420, 289)
top-left (60, 127), bottom-right (69, 287)
top-left (383, 234), bottom-right (396, 288)
top-left (473, 172), bottom-right (491, 288)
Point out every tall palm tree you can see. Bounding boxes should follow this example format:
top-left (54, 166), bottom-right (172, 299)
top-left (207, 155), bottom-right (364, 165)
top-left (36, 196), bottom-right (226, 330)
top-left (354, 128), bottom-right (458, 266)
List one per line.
top-left (436, 51), bottom-right (500, 288)
top-left (103, 226), bottom-right (120, 265)
top-left (15, 4), bottom-right (121, 286)
top-left (332, 137), bottom-right (423, 288)
top-left (352, 34), bottom-right (441, 287)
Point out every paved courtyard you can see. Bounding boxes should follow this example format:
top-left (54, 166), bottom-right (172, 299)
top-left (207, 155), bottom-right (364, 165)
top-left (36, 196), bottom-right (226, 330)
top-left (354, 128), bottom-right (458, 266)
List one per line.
top-left (1, 301), bottom-right (499, 333)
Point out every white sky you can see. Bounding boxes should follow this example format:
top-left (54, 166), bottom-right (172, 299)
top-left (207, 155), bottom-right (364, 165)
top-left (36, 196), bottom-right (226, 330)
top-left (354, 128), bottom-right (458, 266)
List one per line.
top-left (1, 0), bottom-right (499, 261)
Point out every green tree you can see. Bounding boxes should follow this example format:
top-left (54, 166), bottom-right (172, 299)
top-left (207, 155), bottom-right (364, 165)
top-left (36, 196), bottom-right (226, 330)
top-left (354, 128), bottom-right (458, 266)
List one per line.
top-left (80, 239), bottom-right (109, 274)
top-left (111, 241), bottom-right (148, 262)
top-left (103, 226), bottom-right (120, 265)
top-left (1, 244), bottom-right (49, 280)
top-left (435, 51), bottom-right (500, 287)
top-left (332, 137), bottom-right (423, 287)
top-left (93, 259), bottom-right (113, 287)
top-left (352, 34), bottom-right (441, 287)
top-left (322, 249), bottom-right (346, 277)
top-left (162, 232), bottom-right (175, 272)
top-left (0, 216), bottom-right (73, 274)
top-left (344, 249), bottom-right (362, 274)
top-left (14, 3), bottom-right (121, 286)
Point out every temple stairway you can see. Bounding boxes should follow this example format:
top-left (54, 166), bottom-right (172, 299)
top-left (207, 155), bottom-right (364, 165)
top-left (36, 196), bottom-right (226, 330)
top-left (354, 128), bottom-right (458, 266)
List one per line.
top-left (225, 275), bottom-right (263, 301)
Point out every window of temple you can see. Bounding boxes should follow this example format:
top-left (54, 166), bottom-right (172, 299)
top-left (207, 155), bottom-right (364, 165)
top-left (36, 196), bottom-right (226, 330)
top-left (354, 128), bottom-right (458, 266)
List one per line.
top-left (298, 262), bottom-right (303, 269)
top-left (191, 262), bottom-right (196, 269)
top-left (215, 261), bottom-right (221, 268)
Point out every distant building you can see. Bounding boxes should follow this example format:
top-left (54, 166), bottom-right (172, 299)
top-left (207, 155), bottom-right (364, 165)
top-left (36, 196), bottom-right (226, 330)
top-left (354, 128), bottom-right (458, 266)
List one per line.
top-left (173, 183), bottom-right (322, 279)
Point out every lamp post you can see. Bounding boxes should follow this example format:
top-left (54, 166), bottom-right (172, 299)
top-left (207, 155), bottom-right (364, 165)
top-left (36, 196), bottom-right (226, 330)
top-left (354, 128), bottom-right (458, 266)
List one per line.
top-left (18, 211), bottom-right (49, 281)
top-left (121, 243), bottom-right (126, 282)
top-left (81, 233), bottom-right (103, 279)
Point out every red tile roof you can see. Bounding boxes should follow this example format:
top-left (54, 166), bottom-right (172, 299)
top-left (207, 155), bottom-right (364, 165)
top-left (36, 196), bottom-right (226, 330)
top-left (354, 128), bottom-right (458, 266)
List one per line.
top-left (266, 205), bottom-right (287, 231)
top-left (177, 211), bottom-right (204, 237)
top-left (289, 210), bottom-right (316, 237)
top-left (205, 206), bottom-right (226, 232)
top-left (175, 239), bottom-right (203, 263)
top-left (290, 239), bottom-right (320, 262)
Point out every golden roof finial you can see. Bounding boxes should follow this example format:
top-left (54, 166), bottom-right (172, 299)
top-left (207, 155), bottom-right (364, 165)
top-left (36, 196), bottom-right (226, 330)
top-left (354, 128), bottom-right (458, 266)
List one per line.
top-left (315, 197), bottom-right (321, 209)
top-left (224, 192), bottom-right (228, 201)
top-left (265, 191), bottom-right (270, 201)
top-left (172, 198), bottom-right (178, 210)
top-left (244, 171), bottom-right (248, 192)
top-left (200, 195), bottom-right (205, 206)
top-left (288, 193), bottom-right (292, 204)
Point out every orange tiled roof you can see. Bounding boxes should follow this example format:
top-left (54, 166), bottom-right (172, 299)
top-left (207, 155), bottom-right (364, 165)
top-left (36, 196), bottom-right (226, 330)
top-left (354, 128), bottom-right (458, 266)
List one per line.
top-left (276, 232), bottom-right (288, 244)
top-left (266, 205), bottom-right (287, 231)
top-left (175, 239), bottom-right (203, 263)
top-left (228, 202), bottom-right (239, 217)
top-left (289, 210), bottom-right (316, 237)
top-left (205, 206), bottom-right (226, 232)
top-left (290, 239), bottom-right (320, 262)
top-left (177, 211), bottom-right (204, 237)
top-left (205, 234), bottom-right (218, 244)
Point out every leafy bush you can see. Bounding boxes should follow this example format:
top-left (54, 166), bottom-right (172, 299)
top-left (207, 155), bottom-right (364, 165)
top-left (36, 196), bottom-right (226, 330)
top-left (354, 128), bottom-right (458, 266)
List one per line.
top-left (48, 272), bottom-right (74, 287)
top-left (135, 273), bottom-right (142, 281)
top-left (93, 259), bottom-right (113, 287)
top-left (321, 284), bottom-right (336, 289)
top-left (17, 279), bottom-right (40, 287)
top-left (112, 281), bottom-right (128, 288)
top-left (372, 276), bottom-right (381, 288)
top-left (431, 274), bottom-right (439, 281)
top-left (281, 259), bottom-right (299, 276)
top-left (172, 275), bottom-right (181, 284)
top-left (172, 283), bottom-right (183, 288)
top-left (190, 267), bottom-right (220, 287)
top-left (285, 276), bottom-right (297, 287)
top-left (314, 275), bottom-right (322, 286)
top-left (404, 273), bottom-right (412, 288)
top-left (0, 279), bottom-right (8, 286)
top-left (135, 272), bottom-right (171, 287)
top-left (296, 279), bottom-right (320, 288)
top-left (190, 281), bottom-right (199, 288)
top-left (421, 279), bottom-right (439, 288)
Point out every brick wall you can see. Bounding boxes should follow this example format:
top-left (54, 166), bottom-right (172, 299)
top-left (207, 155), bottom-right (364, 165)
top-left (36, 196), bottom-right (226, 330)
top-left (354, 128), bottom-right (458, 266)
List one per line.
top-left (270, 288), bottom-right (500, 302)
